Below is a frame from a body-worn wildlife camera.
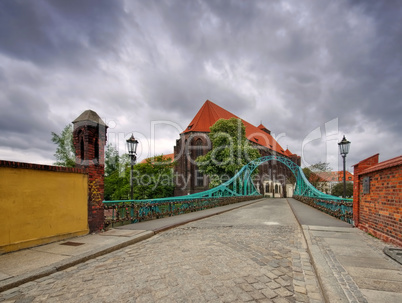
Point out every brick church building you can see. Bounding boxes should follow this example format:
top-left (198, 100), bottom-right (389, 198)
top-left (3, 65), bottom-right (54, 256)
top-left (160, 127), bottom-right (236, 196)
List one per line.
top-left (173, 100), bottom-right (301, 197)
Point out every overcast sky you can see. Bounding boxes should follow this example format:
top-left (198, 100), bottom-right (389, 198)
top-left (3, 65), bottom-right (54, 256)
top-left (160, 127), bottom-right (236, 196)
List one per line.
top-left (1, 0), bottom-right (401, 172)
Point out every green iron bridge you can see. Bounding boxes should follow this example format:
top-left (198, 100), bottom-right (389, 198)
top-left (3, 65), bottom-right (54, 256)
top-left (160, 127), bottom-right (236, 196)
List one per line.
top-left (103, 156), bottom-right (353, 227)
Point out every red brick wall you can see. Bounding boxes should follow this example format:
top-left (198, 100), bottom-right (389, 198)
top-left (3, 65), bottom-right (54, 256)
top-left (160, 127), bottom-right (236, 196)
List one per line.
top-left (73, 116), bottom-right (107, 233)
top-left (86, 165), bottom-right (105, 232)
top-left (0, 160), bottom-right (86, 173)
top-left (353, 154), bottom-right (379, 226)
top-left (353, 154), bottom-right (402, 247)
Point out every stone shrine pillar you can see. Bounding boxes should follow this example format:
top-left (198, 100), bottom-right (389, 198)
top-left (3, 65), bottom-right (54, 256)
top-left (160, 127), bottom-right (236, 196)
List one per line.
top-left (72, 110), bottom-right (107, 232)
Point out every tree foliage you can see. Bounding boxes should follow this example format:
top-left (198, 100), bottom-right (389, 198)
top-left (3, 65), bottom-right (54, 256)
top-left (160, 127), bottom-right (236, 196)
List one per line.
top-left (104, 154), bottom-right (175, 200)
top-left (51, 124), bottom-right (75, 167)
top-left (132, 155), bottom-right (175, 199)
top-left (104, 144), bottom-right (129, 200)
top-left (331, 182), bottom-right (353, 197)
top-left (196, 118), bottom-right (260, 188)
top-left (105, 143), bottom-right (120, 176)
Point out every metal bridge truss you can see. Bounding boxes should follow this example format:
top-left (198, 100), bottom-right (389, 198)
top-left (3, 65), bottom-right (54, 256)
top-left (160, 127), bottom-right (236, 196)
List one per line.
top-left (103, 155), bottom-right (353, 226)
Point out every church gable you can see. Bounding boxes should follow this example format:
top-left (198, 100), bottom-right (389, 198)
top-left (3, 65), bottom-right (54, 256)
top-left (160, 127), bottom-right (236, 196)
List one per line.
top-left (183, 100), bottom-right (289, 156)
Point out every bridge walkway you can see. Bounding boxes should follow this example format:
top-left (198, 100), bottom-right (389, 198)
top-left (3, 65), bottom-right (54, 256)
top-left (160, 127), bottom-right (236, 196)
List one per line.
top-left (0, 198), bottom-right (401, 302)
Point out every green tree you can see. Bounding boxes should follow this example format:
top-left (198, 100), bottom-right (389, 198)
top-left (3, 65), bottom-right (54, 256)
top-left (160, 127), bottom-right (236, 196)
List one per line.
top-left (105, 143), bottom-right (120, 176)
top-left (331, 182), bottom-right (353, 197)
top-left (196, 118), bottom-right (260, 188)
top-left (104, 163), bottom-right (128, 201)
top-left (131, 155), bottom-right (175, 199)
top-left (104, 145), bottom-right (130, 200)
top-left (105, 154), bottom-right (175, 200)
top-left (51, 124), bottom-right (75, 167)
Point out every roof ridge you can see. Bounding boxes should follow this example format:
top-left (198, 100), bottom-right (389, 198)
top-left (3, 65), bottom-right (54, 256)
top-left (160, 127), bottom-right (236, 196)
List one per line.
top-left (209, 101), bottom-right (220, 122)
top-left (208, 100), bottom-right (240, 120)
top-left (206, 100), bottom-right (219, 127)
top-left (185, 101), bottom-right (209, 132)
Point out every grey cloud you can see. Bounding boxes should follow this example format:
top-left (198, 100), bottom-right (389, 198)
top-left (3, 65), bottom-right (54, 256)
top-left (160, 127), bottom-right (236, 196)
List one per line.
top-left (0, 0), bottom-right (401, 166)
top-left (0, 0), bottom-right (126, 68)
top-left (0, 88), bottom-right (54, 134)
top-left (142, 0), bottom-right (401, 157)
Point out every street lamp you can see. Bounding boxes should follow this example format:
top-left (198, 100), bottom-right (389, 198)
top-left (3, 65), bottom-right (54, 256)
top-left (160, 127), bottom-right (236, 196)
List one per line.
top-left (126, 134), bottom-right (139, 200)
top-left (338, 135), bottom-right (351, 198)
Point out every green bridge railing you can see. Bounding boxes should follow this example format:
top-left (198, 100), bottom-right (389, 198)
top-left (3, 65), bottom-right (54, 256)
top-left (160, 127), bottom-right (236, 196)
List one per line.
top-left (103, 195), bottom-right (261, 228)
top-left (103, 155), bottom-right (353, 227)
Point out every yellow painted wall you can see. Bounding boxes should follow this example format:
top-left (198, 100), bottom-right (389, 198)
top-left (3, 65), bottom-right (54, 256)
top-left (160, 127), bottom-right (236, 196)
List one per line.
top-left (0, 167), bottom-right (89, 253)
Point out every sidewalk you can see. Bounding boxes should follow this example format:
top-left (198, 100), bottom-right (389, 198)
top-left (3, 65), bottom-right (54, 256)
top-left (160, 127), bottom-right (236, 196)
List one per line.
top-left (288, 198), bottom-right (402, 303)
top-left (0, 199), bottom-right (263, 293)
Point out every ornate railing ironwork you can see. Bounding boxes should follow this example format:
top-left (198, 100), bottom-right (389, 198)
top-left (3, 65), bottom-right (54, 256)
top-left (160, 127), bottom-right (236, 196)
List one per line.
top-left (104, 196), bottom-right (260, 228)
top-left (293, 195), bottom-right (353, 224)
top-left (103, 155), bottom-right (353, 226)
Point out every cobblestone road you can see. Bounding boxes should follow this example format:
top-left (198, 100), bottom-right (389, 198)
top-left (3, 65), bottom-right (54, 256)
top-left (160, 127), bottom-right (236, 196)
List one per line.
top-left (0, 199), bottom-right (324, 302)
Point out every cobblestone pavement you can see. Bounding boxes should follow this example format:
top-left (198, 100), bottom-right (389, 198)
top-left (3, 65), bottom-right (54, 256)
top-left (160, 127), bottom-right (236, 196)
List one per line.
top-left (0, 199), bottom-right (324, 302)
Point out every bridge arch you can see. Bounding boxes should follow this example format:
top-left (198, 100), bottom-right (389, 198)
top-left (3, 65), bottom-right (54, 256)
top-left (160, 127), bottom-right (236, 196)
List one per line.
top-left (104, 155), bottom-right (353, 227)
top-left (188, 155), bottom-right (345, 201)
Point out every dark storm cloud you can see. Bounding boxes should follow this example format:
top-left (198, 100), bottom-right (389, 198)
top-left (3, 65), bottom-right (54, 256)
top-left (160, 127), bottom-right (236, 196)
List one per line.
top-left (133, 0), bottom-right (284, 117)
top-left (137, 1), bottom-right (322, 117)
top-left (0, 81), bottom-right (58, 152)
top-left (0, 0), bottom-right (125, 68)
top-left (0, 0), bottom-right (401, 166)
top-left (242, 0), bottom-right (402, 140)
top-left (0, 0), bottom-right (128, 163)
top-left (0, 89), bottom-right (49, 133)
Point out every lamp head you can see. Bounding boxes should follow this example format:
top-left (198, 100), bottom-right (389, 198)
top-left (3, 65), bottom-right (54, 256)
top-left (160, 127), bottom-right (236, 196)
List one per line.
top-left (338, 135), bottom-right (351, 156)
top-left (126, 134), bottom-right (139, 155)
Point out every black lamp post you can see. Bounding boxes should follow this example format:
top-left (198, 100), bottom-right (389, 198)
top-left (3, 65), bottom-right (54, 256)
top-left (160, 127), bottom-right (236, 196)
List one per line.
top-left (126, 134), bottom-right (139, 200)
top-left (338, 135), bottom-right (351, 198)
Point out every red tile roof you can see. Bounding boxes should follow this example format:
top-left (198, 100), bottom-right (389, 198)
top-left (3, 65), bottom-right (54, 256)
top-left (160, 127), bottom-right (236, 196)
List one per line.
top-left (257, 123), bottom-right (270, 133)
top-left (183, 100), bottom-right (288, 156)
top-left (284, 148), bottom-right (293, 157)
top-left (315, 171), bottom-right (354, 182)
top-left (140, 153), bottom-right (174, 164)
top-left (360, 155), bottom-right (402, 175)
top-left (308, 173), bottom-right (327, 183)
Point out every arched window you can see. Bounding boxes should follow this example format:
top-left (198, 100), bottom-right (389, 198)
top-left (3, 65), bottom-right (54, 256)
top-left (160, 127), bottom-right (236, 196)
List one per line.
top-left (195, 139), bottom-right (203, 186)
top-left (94, 138), bottom-right (99, 163)
top-left (196, 170), bottom-right (203, 187)
top-left (195, 138), bottom-right (203, 158)
top-left (275, 184), bottom-right (279, 193)
top-left (80, 137), bottom-right (84, 162)
top-left (265, 183), bottom-right (269, 193)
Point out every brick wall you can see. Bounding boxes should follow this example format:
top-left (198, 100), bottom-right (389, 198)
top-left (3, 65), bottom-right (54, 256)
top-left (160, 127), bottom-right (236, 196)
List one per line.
top-left (353, 154), bottom-right (402, 247)
top-left (86, 165), bottom-right (105, 232)
top-left (0, 160), bottom-right (86, 173)
top-left (72, 110), bottom-right (107, 233)
top-left (73, 110), bottom-right (107, 232)
top-left (352, 154), bottom-right (379, 225)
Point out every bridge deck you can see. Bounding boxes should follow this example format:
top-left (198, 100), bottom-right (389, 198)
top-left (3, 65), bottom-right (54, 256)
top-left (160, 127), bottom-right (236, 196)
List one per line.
top-left (1, 198), bottom-right (400, 302)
